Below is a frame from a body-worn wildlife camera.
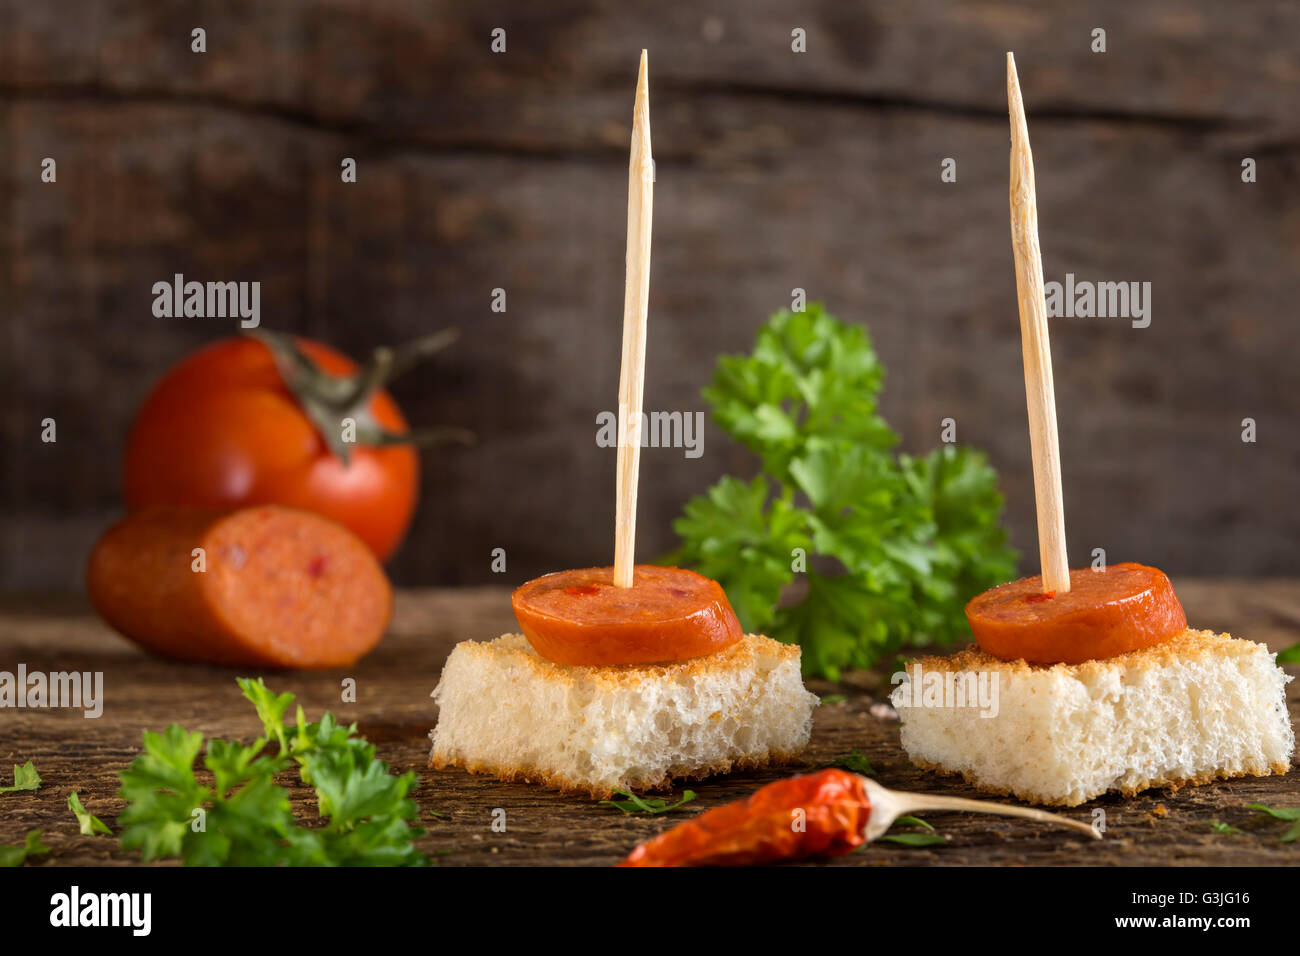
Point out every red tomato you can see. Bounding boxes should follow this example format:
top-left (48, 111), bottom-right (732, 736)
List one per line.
top-left (123, 337), bottom-right (419, 561)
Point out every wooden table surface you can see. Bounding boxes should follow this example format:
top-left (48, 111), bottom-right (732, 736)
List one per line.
top-left (1, 581), bottom-right (1297, 867)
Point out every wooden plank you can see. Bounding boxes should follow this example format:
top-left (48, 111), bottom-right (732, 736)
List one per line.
top-left (4, 1), bottom-right (1298, 134)
top-left (0, 583), bottom-right (1295, 866)
top-left (2, 95), bottom-right (1298, 590)
top-left (1, 1), bottom-right (1298, 594)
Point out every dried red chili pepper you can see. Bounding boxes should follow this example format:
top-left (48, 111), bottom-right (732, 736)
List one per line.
top-left (620, 768), bottom-right (1098, 867)
top-left (621, 769), bottom-right (869, 867)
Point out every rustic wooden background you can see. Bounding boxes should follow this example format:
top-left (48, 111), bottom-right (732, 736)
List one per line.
top-left (2, 1), bottom-right (1299, 590)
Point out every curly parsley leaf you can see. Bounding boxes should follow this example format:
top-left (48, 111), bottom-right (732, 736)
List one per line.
top-left (0, 761), bottom-right (41, 794)
top-left (705, 306), bottom-right (895, 482)
top-left (0, 829), bottom-right (50, 867)
top-left (667, 475), bottom-right (808, 633)
top-left (238, 677), bottom-right (294, 753)
top-left (672, 304), bottom-right (1018, 678)
top-left (118, 678), bottom-right (430, 866)
top-left (821, 749), bottom-right (875, 776)
top-left (1208, 821), bottom-right (1243, 835)
top-left (68, 792), bottom-right (111, 836)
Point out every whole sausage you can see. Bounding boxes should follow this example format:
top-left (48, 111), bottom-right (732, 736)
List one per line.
top-left (87, 506), bottom-right (392, 669)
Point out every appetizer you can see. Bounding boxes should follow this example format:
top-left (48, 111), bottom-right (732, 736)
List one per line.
top-left (429, 53), bottom-right (817, 798)
top-left (895, 55), bottom-right (1294, 806)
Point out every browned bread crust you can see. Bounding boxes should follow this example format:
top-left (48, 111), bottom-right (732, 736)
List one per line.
top-left (431, 749), bottom-right (808, 800)
top-left (429, 633), bottom-right (816, 798)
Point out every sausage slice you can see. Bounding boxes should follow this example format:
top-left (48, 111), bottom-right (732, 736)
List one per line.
top-left (511, 565), bottom-right (743, 666)
top-left (965, 562), bottom-right (1186, 664)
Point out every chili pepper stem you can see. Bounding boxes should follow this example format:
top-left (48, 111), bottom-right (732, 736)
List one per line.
top-left (861, 778), bottom-right (1100, 841)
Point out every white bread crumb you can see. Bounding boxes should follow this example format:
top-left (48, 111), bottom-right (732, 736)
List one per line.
top-left (429, 633), bottom-right (818, 797)
top-left (895, 629), bottom-right (1294, 806)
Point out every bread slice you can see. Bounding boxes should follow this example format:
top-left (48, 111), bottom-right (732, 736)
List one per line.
top-left (429, 633), bottom-right (818, 797)
top-left (895, 629), bottom-right (1294, 806)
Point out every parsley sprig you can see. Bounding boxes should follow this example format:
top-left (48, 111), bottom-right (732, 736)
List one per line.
top-left (668, 304), bottom-right (1018, 678)
top-left (1244, 803), bottom-right (1300, 843)
top-left (0, 830), bottom-right (49, 867)
top-left (821, 750), bottom-right (875, 776)
top-left (68, 792), bottom-right (111, 836)
top-left (0, 761), bottom-right (41, 794)
top-left (117, 678), bottom-right (430, 866)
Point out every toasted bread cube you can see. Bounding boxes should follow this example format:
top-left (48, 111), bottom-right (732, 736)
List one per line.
top-left (430, 634), bottom-right (818, 797)
top-left (895, 629), bottom-right (1294, 806)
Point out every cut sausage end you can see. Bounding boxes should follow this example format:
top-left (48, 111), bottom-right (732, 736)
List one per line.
top-left (88, 505), bottom-right (392, 669)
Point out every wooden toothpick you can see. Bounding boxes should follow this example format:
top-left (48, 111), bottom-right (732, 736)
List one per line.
top-left (614, 50), bottom-right (654, 589)
top-left (1007, 53), bottom-right (1070, 594)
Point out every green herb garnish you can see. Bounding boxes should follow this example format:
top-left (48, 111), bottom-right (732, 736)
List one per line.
top-left (1277, 643), bottom-right (1300, 665)
top-left (0, 830), bottom-right (50, 866)
top-left (895, 815), bottom-right (935, 831)
top-left (875, 813), bottom-right (944, 846)
top-left (822, 750), bottom-right (875, 776)
top-left (667, 304), bottom-right (1018, 678)
top-left (117, 677), bottom-right (429, 866)
top-left (819, 694), bottom-right (848, 706)
top-left (68, 792), bottom-right (111, 836)
top-left (600, 789), bottom-right (697, 815)
top-left (1208, 821), bottom-right (1243, 835)
top-left (0, 761), bottom-right (41, 794)
top-left (1244, 803), bottom-right (1300, 842)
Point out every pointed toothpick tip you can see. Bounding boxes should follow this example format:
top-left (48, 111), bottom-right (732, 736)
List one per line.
top-left (631, 49), bottom-right (651, 165)
top-left (636, 50), bottom-right (649, 101)
top-left (1007, 52), bottom-right (1024, 123)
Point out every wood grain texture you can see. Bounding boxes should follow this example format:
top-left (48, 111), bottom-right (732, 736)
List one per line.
top-left (0, 2), bottom-right (1299, 590)
top-left (0, 583), bottom-right (1295, 867)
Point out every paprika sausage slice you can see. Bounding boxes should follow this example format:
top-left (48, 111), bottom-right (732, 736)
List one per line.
top-left (511, 565), bottom-right (743, 666)
top-left (87, 506), bottom-right (392, 669)
top-left (965, 562), bottom-right (1186, 664)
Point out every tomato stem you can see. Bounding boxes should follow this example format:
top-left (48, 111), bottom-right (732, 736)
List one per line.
top-left (245, 328), bottom-right (472, 465)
